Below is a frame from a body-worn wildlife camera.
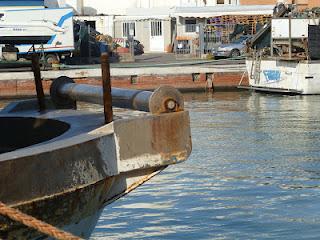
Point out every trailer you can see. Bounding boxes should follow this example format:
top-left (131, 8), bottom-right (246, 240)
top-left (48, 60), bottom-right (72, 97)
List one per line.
top-left (0, 7), bottom-right (74, 64)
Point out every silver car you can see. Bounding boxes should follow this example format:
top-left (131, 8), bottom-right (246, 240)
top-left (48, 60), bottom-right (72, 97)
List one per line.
top-left (212, 35), bottom-right (251, 58)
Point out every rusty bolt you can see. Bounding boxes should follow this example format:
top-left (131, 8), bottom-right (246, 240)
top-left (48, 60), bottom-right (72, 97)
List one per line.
top-left (165, 99), bottom-right (177, 111)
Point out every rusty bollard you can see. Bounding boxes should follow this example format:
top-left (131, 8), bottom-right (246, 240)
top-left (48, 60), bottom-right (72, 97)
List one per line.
top-left (101, 53), bottom-right (113, 124)
top-left (31, 53), bottom-right (46, 112)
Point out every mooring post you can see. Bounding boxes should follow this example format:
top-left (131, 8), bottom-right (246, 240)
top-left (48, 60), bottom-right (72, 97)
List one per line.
top-left (31, 53), bottom-right (46, 112)
top-left (101, 53), bottom-right (113, 123)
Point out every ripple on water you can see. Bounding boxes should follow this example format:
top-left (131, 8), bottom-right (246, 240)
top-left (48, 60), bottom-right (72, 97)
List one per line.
top-left (91, 92), bottom-right (320, 239)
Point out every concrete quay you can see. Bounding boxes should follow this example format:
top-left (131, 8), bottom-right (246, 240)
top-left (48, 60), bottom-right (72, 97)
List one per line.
top-left (0, 60), bottom-right (248, 98)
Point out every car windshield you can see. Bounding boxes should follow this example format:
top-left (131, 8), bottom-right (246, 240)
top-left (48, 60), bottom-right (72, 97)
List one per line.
top-left (232, 36), bottom-right (250, 44)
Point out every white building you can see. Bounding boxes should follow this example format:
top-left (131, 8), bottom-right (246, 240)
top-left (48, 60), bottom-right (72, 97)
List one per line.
top-left (44, 0), bottom-right (272, 53)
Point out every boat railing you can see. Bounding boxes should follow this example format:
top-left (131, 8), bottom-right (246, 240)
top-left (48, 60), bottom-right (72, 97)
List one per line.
top-left (29, 52), bottom-right (185, 124)
top-left (48, 53), bottom-right (184, 120)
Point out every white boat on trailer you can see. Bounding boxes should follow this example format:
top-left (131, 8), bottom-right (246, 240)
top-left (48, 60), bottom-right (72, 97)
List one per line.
top-left (0, 7), bottom-right (74, 61)
top-left (244, 4), bottom-right (320, 95)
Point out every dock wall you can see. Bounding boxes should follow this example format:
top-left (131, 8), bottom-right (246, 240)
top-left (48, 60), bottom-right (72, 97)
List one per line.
top-left (0, 65), bottom-right (248, 98)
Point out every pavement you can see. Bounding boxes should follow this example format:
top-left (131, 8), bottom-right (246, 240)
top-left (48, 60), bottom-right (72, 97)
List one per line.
top-left (0, 53), bottom-right (245, 72)
top-left (112, 53), bottom-right (245, 68)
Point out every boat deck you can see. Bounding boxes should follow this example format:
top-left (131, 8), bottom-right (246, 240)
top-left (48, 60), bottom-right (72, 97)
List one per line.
top-left (0, 100), bottom-right (150, 161)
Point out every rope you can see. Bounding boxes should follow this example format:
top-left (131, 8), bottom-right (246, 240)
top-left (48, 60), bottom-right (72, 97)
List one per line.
top-left (0, 201), bottom-right (83, 240)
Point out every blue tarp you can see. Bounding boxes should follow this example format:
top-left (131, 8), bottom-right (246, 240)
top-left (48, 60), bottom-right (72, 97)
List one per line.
top-left (0, 0), bottom-right (44, 6)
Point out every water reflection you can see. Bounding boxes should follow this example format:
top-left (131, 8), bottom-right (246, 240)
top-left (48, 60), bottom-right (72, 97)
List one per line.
top-left (89, 91), bottom-right (320, 239)
top-left (2, 92), bottom-right (320, 239)
top-left (0, 99), bottom-right (11, 109)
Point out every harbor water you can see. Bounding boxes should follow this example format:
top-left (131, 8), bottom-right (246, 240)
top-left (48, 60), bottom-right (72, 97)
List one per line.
top-left (2, 91), bottom-right (320, 239)
top-left (91, 91), bottom-right (320, 239)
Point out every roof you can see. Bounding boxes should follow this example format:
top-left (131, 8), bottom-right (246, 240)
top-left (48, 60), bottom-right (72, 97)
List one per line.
top-left (114, 5), bottom-right (274, 22)
top-left (174, 5), bottom-right (274, 18)
top-left (114, 7), bottom-right (174, 21)
top-left (125, 7), bottom-right (175, 16)
top-left (114, 15), bottom-right (171, 21)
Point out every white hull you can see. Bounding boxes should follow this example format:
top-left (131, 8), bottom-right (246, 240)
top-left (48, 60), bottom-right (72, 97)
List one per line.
top-left (0, 8), bottom-right (74, 53)
top-left (246, 58), bottom-right (320, 95)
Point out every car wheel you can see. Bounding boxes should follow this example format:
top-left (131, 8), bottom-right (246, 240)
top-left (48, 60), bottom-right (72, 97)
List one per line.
top-left (230, 49), bottom-right (240, 58)
top-left (44, 53), bottom-right (59, 67)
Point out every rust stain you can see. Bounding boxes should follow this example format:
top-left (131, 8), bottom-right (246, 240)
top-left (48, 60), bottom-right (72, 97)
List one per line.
top-left (151, 111), bottom-right (192, 159)
top-left (0, 177), bottom-right (114, 239)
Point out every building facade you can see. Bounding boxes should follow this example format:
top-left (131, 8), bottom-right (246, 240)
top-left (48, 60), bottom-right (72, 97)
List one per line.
top-left (53, 0), bottom-right (242, 52)
top-left (46, 0), bottom-right (319, 53)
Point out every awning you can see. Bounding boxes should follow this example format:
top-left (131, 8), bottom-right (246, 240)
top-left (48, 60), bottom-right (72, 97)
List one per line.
top-left (174, 5), bottom-right (274, 18)
top-left (114, 5), bottom-right (274, 22)
top-left (114, 15), bottom-right (171, 22)
top-left (114, 7), bottom-right (173, 22)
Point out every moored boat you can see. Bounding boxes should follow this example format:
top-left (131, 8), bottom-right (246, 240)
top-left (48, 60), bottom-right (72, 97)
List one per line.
top-left (0, 56), bottom-right (192, 239)
top-left (244, 4), bottom-right (320, 95)
top-left (246, 58), bottom-right (320, 94)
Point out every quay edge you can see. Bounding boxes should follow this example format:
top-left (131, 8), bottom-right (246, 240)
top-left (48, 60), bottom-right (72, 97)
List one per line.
top-left (0, 65), bottom-right (248, 98)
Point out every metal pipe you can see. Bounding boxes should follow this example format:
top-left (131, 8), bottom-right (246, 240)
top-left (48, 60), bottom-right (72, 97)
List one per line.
top-left (101, 53), bottom-right (113, 124)
top-left (31, 53), bottom-right (45, 112)
top-left (50, 76), bottom-right (184, 114)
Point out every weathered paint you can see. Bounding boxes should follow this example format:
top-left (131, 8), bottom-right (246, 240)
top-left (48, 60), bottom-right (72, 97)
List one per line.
top-left (0, 99), bottom-right (192, 238)
top-left (0, 167), bottom-right (165, 239)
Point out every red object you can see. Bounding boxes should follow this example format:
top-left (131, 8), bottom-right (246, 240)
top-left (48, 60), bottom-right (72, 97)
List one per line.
top-left (116, 47), bottom-right (129, 53)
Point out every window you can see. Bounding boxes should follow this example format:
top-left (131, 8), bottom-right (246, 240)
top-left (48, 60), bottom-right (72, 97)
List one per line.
top-left (151, 21), bottom-right (162, 36)
top-left (185, 18), bottom-right (197, 32)
top-left (84, 21), bottom-right (96, 30)
top-left (122, 22), bottom-right (136, 37)
top-left (217, 0), bottom-right (224, 4)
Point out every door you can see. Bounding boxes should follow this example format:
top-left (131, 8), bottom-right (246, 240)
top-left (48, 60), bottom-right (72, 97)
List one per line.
top-left (150, 21), bottom-right (164, 52)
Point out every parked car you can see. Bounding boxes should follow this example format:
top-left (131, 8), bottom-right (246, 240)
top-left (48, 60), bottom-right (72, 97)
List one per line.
top-left (212, 35), bottom-right (251, 58)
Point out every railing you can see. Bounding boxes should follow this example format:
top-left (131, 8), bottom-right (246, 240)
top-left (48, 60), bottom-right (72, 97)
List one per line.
top-left (174, 39), bottom-right (201, 59)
